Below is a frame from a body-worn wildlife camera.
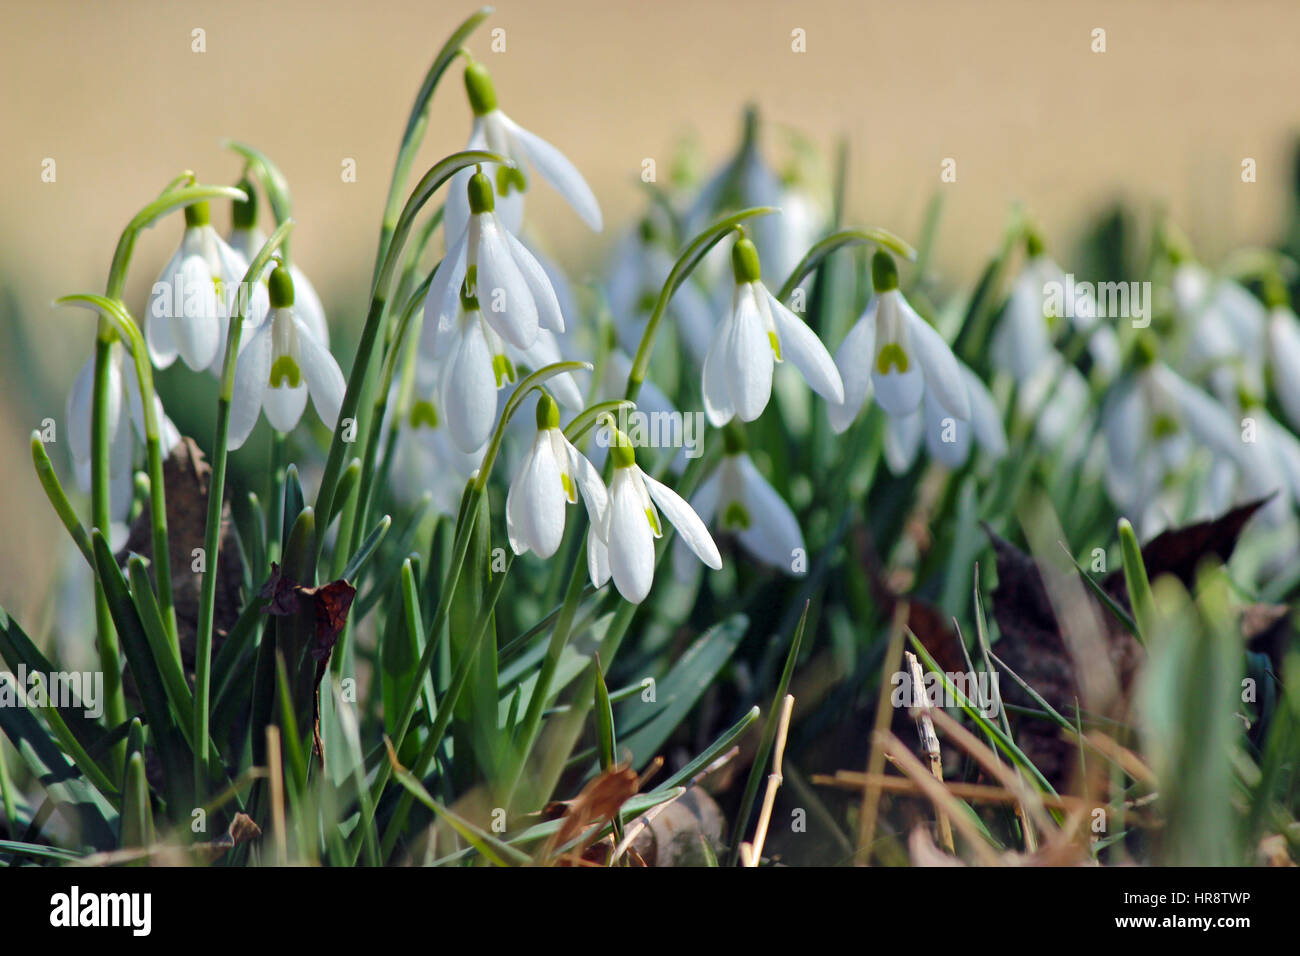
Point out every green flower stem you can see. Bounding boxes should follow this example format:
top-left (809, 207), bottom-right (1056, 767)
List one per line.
top-left (312, 149), bottom-right (504, 565)
top-left (222, 140), bottom-right (294, 264)
top-left (88, 334), bottom-right (127, 768)
top-left (370, 7), bottom-right (492, 282)
top-left (353, 362), bottom-right (588, 839)
top-left (79, 180), bottom-right (248, 773)
top-left (775, 227), bottom-right (917, 302)
top-left (193, 218), bottom-right (294, 800)
top-left (563, 400), bottom-right (635, 444)
top-left (58, 295), bottom-right (183, 658)
top-left (625, 207), bottom-right (778, 403)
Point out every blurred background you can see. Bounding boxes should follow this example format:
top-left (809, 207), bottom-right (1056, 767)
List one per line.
top-left (2, 0), bottom-right (1298, 622)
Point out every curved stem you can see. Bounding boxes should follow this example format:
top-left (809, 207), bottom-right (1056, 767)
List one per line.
top-left (775, 227), bottom-right (917, 302)
top-left (626, 206), bottom-right (778, 402)
top-left (194, 218), bottom-right (294, 799)
top-left (313, 149), bottom-right (505, 562)
top-left (371, 6), bottom-right (493, 282)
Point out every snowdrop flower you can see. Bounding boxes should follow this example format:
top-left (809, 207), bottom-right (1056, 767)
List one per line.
top-left (675, 426), bottom-right (804, 579)
top-left (990, 233), bottom-right (1096, 383)
top-left (829, 251), bottom-right (970, 433)
top-left (884, 362), bottom-right (1007, 473)
top-left (424, 274), bottom-right (583, 454)
top-left (588, 429), bottom-right (721, 603)
top-left (606, 217), bottom-right (714, 364)
top-left (386, 365), bottom-right (485, 516)
top-left (227, 265), bottom-right (345, 450)
top-left (1266, 304), bottom-right (1300, 432)
top-left (442, 58), bottom-right (602, 244)
top-left (1225, 396), bottom-right (1300, 526)
top-left (1171, 260), bottom-right (1265, 372)
top-left (147, 201), bottom-right (249, 372)
top-left (506, 394), bottom-right (608, 559)
top-left (426, 169), bottom-right (567, 352)
top-left (225, 180), bottom-right (325, 355)
top-left (702, 236), bottom-right (843, 426)
top-left (1101, 337), bottom-right (1245, 528)
top-left (67, 340), bottom-right (180, 521)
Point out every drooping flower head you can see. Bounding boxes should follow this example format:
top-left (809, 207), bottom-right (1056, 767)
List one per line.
top-left (588, 426), bottom-right (721, 603)
top-left (147, 201), bottom-right (250, 372)
top-left (226, 178), bottom-right (325, 355)
top-left (426, 169), bottom-right (567, 354)
top-left (675, 424), bottom-right (805, 579)
top-left (228, 264), bottom-right (345, 450)
top-left (884, 361), bottom-right (1007, 473)
top-left (442, 58), bottom-right (603, 245)
top-left (67, 337), bottom-right (180, 521)
top-left (829, 250), bottom-right (970, 432)
top-left (702, 234), bottom-right (844, 426)
top-left (506, 393), bottom-right (608, 560)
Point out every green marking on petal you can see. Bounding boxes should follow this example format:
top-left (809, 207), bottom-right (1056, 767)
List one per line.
top-left (876, 342), bottom-right (910, 374)
top-left (492, 353), bottom-right (516, 387)
top-left (409, 399), bottom-right (439, 429)
top-left (496, 165), bottom-right (527, 197)
top-left (645, 507), bottom-right (662, 536)
top-left (560, 470), bottom-right (575, 502)
top-left (768, 330), bottom-right (782, 361)
top-left (1152, 413), bottom-right (1179, 439)
top-left (722, 500), bottom-right (752, 530)
top-left (269, 354), bottom-right (302, 389)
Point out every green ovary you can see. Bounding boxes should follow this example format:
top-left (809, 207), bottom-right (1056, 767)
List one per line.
top-left (269, 355), bottom-right (302, 388)
top-left (876, 343), bottom-right (910, 374)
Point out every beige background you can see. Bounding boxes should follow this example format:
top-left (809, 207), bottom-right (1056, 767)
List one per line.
top-left (1, 0), bottom-right (1297, 618)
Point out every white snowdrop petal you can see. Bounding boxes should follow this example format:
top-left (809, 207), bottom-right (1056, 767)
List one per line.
top-left (294, 314), bottom-right (346, 430)
top-left (642, 470), bottom-right (722, 570)
top-left (607, 473), bottom-right (657, 602)
top-left (441, 319), bottom-right (500, 452)
top-left (702, 314), bottom-right (737, 426)
top-left (923, 388), bottom-right (972, 468)
top-left (228, 322), bottom-right (272, 449)
top-left (563, 435), bottom-right (609, 527)
top-left (1269, 311), bottom-right (1300, 431)
top-left (672, 466), bottom-right (721, 583)
top-left (423, 231), bottom-right (469, 357)
top-left (733, 454), bottom-right (803, 573)
top-left (901, 298), bottom-right (969, 421)
top-left (764, 288), bottom-right (844, 403)
top-left (291, 265), bottom-right (329, 347)
top-left (726, 286), bottom-right (775, 422)
top-left (175, 255), bottom-right (221, 370)
top-left (66, 355), bottom-right (96, 464)
top-left (475, 217), bottom-right (538, 349)
top-left (503, 114), bottom-right (603, 231)
top-left (504, 230), bottom-right (566, 334)
top-left (510, 433), bottom-right (567, 558)
top-left (587, 524), bottom-right (612, 588)
top-left (263, 382), bottom-right (309, 434)
top-left (961, 365), bottom-right (1008, 457)
top-left (883, 407), bottom-right (924, 475)
top-left (829, 304), bottom-right (877, 433)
